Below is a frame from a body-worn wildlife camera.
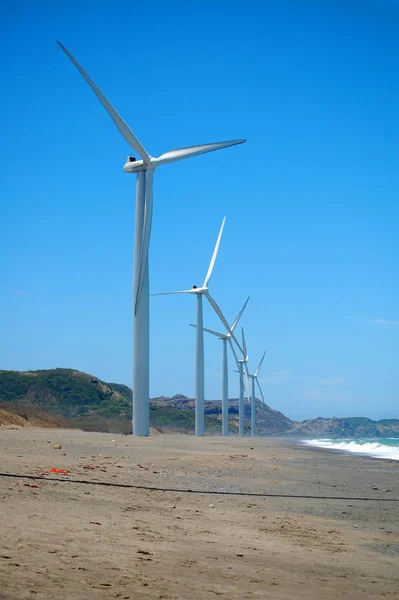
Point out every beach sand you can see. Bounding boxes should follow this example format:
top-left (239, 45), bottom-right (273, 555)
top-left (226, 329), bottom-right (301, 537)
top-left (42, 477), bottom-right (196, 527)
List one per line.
top-left (0, 427), bottom-right (398, 599)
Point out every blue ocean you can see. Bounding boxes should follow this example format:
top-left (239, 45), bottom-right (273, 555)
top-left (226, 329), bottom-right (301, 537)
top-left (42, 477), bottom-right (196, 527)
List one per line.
top-left (303, 438), bottom-right (399, 460)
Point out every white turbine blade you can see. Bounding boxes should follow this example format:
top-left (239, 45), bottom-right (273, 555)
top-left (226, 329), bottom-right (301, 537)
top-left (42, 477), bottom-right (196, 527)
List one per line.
top-left (134, 168), bottom-right (154, 316)
top-left (205, 293), bottom-right (230, 331)
top-left (151, 290), bottom-right (192, 296)
top-left (255, 378), bottom-right (265, 404)
top-left (57, 41), bottom-right (150, 162)
top-left (203, 326), bottom-right (225, 337)
top-left (241, 327), bottom-right (247, 360)
top-left (203, 217), bottom-right (226, 288)
top-left (154, 139), bottom-right (246, 167)
top-left (231, 296), bottom-right (250, 332)
top-left (205, 293), bottom-right (244, 355)
top-left (189, 324), bottom-right (223, 338)
top-left (255, 350), bottom-right (267, 376)
top-left (227, 337), bottom-right (239, 367)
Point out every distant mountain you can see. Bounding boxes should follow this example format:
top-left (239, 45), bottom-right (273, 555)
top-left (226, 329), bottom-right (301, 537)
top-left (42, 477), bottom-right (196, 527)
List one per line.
top-left (286, 416), bottom-right (399, 438)
top-left (0, 369), bottom-right (397, 437)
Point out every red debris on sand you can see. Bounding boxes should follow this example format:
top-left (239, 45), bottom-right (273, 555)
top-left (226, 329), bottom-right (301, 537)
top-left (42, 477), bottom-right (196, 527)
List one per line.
top-left (90, 521), bottom-right (102, 525)
top-left (50, 468), bottom-right (70, 474)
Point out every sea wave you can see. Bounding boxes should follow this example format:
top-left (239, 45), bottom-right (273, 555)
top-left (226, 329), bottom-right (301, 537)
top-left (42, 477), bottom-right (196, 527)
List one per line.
top-left (303, 439), bottom-right (399, 460)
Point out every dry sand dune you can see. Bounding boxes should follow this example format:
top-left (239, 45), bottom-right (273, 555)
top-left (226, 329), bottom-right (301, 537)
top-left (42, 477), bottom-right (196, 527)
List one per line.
top-left (1, 427), bottom-right (398, 599)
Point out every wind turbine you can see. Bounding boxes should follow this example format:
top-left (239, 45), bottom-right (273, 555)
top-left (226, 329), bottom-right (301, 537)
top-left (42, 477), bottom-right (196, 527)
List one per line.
top-left (237, 328), bottom-right (250, 436)
top-left (190, 297), bottom-right (249, 436)
top-left (248, 350), bottom-right (267, 438)
top-left (153, 218), bottom-right (243, 436)
top-left (57, 42), bottom-right (246, 436)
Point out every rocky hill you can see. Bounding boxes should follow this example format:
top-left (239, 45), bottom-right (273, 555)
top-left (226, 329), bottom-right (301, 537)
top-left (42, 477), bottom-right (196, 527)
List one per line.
top-left (151, 393), bottom-right (294, 434)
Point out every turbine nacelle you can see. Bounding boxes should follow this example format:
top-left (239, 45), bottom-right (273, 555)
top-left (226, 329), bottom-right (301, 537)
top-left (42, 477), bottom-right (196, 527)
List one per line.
top-left (124, 157), bottom-right (146, 172)
top-left (190, 285), bottom-right (207, 295)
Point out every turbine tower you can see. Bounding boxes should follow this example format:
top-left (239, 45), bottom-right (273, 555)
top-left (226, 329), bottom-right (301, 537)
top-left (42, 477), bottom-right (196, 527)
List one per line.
top-left (238, 328), bottom-right (250, 436)
top-left (248, 350), bottom-right (267, 438)
top-left (57, 42), bottom-right (246, 436)
top-left (153, 218), bottom-right (243, 436)
top-left (190, 297), bottom-right (249, 436)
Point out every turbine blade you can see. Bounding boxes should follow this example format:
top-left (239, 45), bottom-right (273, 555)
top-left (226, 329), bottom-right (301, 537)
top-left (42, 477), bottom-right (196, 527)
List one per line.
top-left (256, 378), bottom-right (265, 404)
top-left (57, 41), bottom-right (150, 161)
top-left (255, 350), bottom-right (267, 376)
top-left (241, 327), bottom-right (247, 361)
top-left (134, 168), bottom-right (154, 316)
top-left (227, 337), bottom-right (239, 367)
top-left (231, 296), bottom-right (250, 332)
top-left (205, 293), bottom-right (244, 355)
top-left (189, 323), bottom-right (224, 338)
top-left (151, 290), bottom-right (193, 296)
top-left (203, 326), bottom-right (225, 337)
top-left (154, 139), bottom-right (246, 167)
top-left (203, 217), bottom-right (226, 288)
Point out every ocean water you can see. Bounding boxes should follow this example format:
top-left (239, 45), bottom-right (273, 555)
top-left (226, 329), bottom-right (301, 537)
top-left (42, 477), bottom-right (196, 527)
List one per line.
top-left (303, 438), bottom-right (399, 460)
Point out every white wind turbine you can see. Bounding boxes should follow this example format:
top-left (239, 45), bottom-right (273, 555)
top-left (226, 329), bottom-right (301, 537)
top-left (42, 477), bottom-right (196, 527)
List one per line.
top-left (190, 297), bottom-right (249, 436)
top-left (237, 327), bottom-right (250, 436)
top-left (153, 217), bottom-right (244, 436)
top-left (57, 42), bottom-right (246, 436)
top-left (248, 350), bottom-right (267, 438)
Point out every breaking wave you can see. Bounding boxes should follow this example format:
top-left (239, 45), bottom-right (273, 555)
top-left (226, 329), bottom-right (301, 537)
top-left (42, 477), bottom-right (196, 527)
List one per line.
top-left (303, 438), bottom-right (399, 460)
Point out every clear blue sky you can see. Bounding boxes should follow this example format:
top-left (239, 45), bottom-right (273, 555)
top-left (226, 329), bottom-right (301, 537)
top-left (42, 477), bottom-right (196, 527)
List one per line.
top-left (1, 0), bottom-right (398, 421)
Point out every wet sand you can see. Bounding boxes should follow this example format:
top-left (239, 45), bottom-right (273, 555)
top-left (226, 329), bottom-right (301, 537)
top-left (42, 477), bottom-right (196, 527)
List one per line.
top-left (0, 427), bottom-right (398, 599)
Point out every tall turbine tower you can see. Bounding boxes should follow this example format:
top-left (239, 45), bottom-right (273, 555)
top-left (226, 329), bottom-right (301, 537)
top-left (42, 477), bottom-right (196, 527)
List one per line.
top-left (153, 218), bottom-right (243, 436)
top-left (57, 42), bottom-right (246, 436)
top-left (248, 351), bottom-right (267, 437)
top-left (238, 328), bottom-right (250, 436)
top-left (190, 297), bottom-right (249, 436)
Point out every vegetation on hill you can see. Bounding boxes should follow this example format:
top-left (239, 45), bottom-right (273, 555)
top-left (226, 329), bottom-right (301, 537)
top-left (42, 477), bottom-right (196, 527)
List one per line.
top-left (0, 369), bottom-right (131, 419)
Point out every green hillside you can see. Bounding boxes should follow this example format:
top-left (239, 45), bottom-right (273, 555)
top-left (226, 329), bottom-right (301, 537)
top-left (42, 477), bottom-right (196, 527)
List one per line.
top-left (0, 369), bottom-right (131, 419)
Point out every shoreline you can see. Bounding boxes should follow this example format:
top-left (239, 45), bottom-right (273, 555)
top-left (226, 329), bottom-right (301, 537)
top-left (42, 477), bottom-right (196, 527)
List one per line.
top-left (1, 427), bottom-right (398, 599)
top-left (297, 437), bottom-right (399, 462)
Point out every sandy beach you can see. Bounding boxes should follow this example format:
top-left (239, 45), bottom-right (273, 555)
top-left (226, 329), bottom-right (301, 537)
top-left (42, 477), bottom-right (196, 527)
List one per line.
top-left (0, 427), bottom-right (398, 599)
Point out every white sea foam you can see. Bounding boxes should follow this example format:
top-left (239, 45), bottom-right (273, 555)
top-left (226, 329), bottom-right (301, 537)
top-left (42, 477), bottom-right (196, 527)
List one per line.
top-left (303, 439), bottom-right (399, 460)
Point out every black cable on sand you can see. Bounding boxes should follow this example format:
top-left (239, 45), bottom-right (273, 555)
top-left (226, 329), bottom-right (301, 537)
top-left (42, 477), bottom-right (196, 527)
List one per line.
top-left (1, 472), bottom-right (398, 502)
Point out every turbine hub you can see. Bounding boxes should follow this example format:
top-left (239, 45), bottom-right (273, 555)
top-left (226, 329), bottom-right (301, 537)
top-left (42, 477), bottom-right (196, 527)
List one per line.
top-left (123, 158), bottom-right (146, 173)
